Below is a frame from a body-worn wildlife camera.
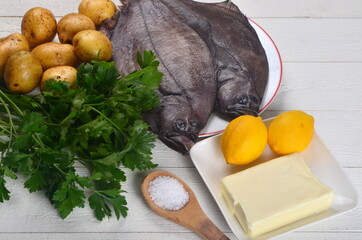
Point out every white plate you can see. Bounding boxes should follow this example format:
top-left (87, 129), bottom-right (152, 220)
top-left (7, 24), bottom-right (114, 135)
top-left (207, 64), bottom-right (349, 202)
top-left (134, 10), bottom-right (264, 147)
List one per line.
top-left (190, 118), bottom-right (358, 240)
top-left (199, 19), bottom-right (283, 137)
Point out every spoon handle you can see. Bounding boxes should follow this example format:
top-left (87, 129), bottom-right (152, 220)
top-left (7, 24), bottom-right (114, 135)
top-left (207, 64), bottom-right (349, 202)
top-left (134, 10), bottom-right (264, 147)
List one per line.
top-left (194, 215), bottom-right (230, 240)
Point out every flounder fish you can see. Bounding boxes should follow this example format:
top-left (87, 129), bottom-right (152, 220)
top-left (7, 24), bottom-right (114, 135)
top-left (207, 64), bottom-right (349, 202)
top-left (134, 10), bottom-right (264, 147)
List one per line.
top-left (100, 0), bottom-right (216, 154)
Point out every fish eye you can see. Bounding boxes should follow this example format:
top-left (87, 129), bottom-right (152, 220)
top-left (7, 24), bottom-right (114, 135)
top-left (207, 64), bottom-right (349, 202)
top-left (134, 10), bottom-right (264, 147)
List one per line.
top-left (175, 119), bottom-right (186, 131)
top-left (237, 95), bottom-right (248, 105)
top-left (249, 95), bottom-right (260, 104)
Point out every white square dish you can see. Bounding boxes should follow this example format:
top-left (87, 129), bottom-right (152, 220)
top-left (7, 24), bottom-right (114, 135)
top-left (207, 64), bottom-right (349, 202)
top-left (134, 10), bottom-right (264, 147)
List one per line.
top-left (189, 118), bottom-right (359, 240)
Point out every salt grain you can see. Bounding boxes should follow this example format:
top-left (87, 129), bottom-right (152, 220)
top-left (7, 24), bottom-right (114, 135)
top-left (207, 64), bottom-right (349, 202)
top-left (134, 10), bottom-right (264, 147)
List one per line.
top-left (148, 175), bottom-right (189, 211)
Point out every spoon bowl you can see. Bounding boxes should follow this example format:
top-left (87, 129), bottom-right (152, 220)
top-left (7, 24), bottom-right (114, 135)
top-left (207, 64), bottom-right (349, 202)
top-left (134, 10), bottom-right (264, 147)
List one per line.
top-left (141, 170), bottom-right (229, 240)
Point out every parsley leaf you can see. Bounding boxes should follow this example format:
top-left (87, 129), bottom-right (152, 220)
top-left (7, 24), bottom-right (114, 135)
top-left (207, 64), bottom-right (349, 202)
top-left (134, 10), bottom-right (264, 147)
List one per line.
top-left (19, 112), bottom-right (45, 133)
top-left (137, 50), bottom-right (159, 68)
top-left (24, 171), bottom-right (47, 193)
top-left (0, 170), bottom-right (10, 202)
top-left (52, 171), bottom-right (86, 219)
top-left (88, 193), bottom-right (111, 221)
top-left (89, 188), bottom-right (128, 221)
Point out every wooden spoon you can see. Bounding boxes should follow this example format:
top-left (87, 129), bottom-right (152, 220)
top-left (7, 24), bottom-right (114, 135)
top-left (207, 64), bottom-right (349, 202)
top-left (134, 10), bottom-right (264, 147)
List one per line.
top-left (141, 170), bottom-right (229, 240)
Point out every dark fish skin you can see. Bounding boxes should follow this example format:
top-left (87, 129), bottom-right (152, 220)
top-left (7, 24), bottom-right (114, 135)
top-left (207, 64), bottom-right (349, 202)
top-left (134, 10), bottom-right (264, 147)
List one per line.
top-left (99, 0), bottom-right (216, 154)
top-left (159, 0), bottom-right (269, 118)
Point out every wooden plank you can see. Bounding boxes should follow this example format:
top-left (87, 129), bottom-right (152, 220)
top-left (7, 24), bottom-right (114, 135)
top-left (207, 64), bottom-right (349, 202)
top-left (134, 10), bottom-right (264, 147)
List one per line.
top-left (0, 17), bottom-right (61, 39)
top-left (1, 17), bottom-right (362, 62)
top-left (0, 17), bottom-right (22, 37)
top-left (1, 0), bottom-right (362, 18)
top-left (1, 232), bottom-right (362, 240)
top-left (279, 232), bottom-right (362, 240)
top-left (253, 18), bottom-right (362, 62)
top-left (266, 62), bottom-right (362, 111)
top-left (0, 0), bottom-right (82, 17)
top-left (232, 0), bottom-right (362, 18)
top-left (0, 167), bottom-right (360, 233)
top-left (151, 139), bottom-right (192, 168)
top-left (0, 232), bottom-right (220, 240)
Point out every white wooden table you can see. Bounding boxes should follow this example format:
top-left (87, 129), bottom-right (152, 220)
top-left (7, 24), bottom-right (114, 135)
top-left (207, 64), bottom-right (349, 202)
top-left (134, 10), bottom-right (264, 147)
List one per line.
top-left (0, 0), bottom-right (361, 239)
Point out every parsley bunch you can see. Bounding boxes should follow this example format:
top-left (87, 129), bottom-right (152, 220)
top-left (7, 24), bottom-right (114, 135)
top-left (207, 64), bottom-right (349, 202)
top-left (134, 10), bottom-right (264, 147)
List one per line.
top-left (0, 51), bottom-right (162, 220)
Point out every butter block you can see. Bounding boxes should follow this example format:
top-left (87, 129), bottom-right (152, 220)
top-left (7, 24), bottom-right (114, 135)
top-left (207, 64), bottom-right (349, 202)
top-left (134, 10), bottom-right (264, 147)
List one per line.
top-left (220, 153), bottom-right (333, 238)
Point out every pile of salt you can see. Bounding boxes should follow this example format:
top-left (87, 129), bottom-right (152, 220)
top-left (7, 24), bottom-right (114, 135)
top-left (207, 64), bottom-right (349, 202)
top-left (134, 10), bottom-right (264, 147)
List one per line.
top-left (148, 176), bottom-right (189, 211)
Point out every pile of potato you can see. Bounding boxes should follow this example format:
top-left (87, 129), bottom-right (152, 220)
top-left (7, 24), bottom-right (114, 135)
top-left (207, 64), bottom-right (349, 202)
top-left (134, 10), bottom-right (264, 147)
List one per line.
top-left (0, 0), bottom-right (117, 93)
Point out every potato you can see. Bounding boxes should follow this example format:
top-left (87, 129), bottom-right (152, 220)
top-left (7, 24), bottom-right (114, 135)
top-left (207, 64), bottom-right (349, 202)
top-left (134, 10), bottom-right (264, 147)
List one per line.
top-left (73, 30), bottom-right (112, 62)
top-left (78, 0), bottom-right (117, 26)
top-left (57, 13), bottom-right (96, 44)
top-left (21, 7), bottom-right (57, 48)
top-left (4, 51), bottom-right (43, 94)
top-left (32, 42), bottom-right (79, 70)
top-left (0, 33), bottom-right (30, 80)
top-left (41, 66), bottom-right (77, 91)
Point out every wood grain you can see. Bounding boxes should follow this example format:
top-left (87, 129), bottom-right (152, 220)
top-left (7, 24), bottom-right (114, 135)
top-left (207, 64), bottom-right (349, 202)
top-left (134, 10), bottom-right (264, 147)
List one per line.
top-left (2, 18), bottom-right (362, 62)
top-left (1, 232), bottom-right (362, 240)
top-left (1, 0), bottom-right (362, 18)
top-left (0, 167), bottom-right (360, 233)
top-left (0, 0), bottom-right (361, 239)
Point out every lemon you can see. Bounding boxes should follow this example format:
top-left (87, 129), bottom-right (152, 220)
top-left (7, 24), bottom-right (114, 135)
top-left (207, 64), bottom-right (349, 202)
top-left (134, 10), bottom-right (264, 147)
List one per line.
top-left (221, 115), bottom-right (268, 165)
top-left (268, 110), bottom-right (314, 155)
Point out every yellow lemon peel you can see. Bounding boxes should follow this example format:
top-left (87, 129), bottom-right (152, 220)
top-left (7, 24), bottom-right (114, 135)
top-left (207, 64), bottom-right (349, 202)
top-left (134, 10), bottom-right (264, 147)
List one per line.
top-left (268, 110), bottom-right (314, 155)
top-left (221, 115), bottom-right (268, 165)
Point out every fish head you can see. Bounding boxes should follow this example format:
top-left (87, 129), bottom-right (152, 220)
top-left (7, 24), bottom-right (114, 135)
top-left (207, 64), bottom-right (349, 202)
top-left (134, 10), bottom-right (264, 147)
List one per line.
top-left (157, 96), bottom-right (202, 154)
top-left (217, 77), bottom-right (261, 118)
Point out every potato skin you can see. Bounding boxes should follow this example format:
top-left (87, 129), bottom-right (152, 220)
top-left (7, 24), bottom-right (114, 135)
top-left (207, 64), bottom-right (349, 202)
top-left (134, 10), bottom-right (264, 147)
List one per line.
top-left (4, 51), bottom-right (43, 94)
top-left (0, 33), bottom-right (30, 80)
top-left (57, 13), bottom-right (96, 44)
top-left (32, 42), bottom-right (79, 70)
top-left (73, 30), bottom-right (112, 62)
top-left (78, 0), bottom-right (117, 26)
top-left (21, 7), bottom-right (57, 48)
top-left (41, 66), bottom-right (77, 91)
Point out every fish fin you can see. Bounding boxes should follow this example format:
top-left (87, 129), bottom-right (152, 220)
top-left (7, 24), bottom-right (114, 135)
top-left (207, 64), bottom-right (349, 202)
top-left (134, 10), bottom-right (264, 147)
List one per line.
top-left (98, 10), bottom-right (121, 39)
top-left (205, 0), bottom-right (254, 32)
top-left (120, 0), bottom-right (129, 6)
top-left (206, 0), bottom-right (249, 21)
top-left (215, 0), bottom-right (241, 13)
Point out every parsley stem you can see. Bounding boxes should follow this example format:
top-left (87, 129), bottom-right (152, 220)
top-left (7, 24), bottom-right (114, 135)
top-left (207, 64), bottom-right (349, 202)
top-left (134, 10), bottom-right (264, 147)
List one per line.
top-left (85, 186), bottom-right (119, 203)
top-left (85, 103), bottom-right (103, 107)
top-left (0, 91), bottom-right (48, 166)
top-left (43, 122), bottom-right (60, 126)
top-left (0, 89), bottom-right (24, 117)
top-left (0, 124), bottom-right (11, 135)
top-left (52, 163), bottom-right (68, 176)
top-left (32, 133), bottom-right (45, 149)
top-left (0, 95), bottom-right (16, 150)
top-left (88, 106), bottom-right (126, 137)
top-left (59, 112), bottom-right (76, 125)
